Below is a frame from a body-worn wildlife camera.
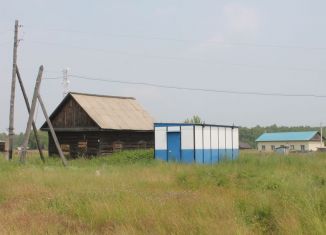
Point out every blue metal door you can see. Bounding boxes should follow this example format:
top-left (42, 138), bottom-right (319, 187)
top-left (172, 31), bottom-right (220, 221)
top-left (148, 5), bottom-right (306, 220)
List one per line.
top-left (167, 132), bottom-right (181, 162)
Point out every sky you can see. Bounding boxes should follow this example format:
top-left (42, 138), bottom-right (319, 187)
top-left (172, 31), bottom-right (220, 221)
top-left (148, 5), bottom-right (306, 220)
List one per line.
top-left (1, 0), bottom-right (326, 133)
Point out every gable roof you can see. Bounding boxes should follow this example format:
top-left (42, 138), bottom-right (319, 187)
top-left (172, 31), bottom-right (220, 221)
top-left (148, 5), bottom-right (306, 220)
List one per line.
top-left (42, 92), bottom-right (154, 131)
top-left (256, 131), bottom-right (320, 142)
top-left (239, 141), bottom-right (252, 149)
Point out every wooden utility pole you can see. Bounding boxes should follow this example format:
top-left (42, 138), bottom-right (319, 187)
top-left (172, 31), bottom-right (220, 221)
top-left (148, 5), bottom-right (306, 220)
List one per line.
top-left (20, 66), bottom-right (44, 163)
top-left (8, 20), bottom-right (19, 160)
top-left (37, 94), bottom-right (68, 167)
top-left (321, 122), bottom-right (324, 147)
top-left (16, 66), bottom-right (45, 162)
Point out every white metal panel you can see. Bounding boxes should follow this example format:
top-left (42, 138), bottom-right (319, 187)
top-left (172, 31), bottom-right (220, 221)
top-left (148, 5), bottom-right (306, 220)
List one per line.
top-left (225, 128), bottom-right (233, 149)
top-left (195, 126), bottom-right (203, 149)
top-left (233, 128), bottom-right (239, 149)
top-left (181, 126), bottom-right (194, 150)
top-left (218, 127), bottom-right (226, 149)
top-left (155, 127), bottom-right (167, 150)
top-left (167, 126), bottom-right (181, 132)
top-left (211, 127), bottom-right (219, 149)
top-left (203, 126), bottom-right (211, 149)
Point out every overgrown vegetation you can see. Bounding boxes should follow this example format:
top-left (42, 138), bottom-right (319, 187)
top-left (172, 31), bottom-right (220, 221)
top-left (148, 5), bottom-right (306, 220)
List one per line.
top-left (0, 150), bottom-right (325, 234)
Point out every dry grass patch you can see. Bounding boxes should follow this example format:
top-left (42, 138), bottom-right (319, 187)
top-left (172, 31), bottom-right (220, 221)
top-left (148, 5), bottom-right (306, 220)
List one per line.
top-left (0, 150), bottom-right (325, 234)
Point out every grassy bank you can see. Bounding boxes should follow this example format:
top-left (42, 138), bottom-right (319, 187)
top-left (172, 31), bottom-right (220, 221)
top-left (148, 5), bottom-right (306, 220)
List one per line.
top-left (0, 150), bottom-right (325, 234)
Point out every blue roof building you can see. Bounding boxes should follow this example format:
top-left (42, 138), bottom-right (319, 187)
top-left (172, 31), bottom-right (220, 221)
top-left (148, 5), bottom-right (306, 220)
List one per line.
top-left (256, 131), bottom-right (324, 152)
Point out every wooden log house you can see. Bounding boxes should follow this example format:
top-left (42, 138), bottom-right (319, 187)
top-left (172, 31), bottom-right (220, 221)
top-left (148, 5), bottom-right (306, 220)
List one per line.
top-left (40, 92), bottom-right (154, 157)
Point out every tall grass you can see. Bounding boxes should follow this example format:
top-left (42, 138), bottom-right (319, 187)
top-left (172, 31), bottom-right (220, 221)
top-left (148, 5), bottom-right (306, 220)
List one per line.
top-left (0, 150), bottom-right (325, 234)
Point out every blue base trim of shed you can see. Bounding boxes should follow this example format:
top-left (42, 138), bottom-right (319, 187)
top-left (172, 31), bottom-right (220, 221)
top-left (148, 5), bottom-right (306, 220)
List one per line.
top-left (218, 149), bottom-right (227, 161)
top-left (212, 150), bottom-right (219, 163)
top-left (181, 150), bottom-right (195, 163)
top-left (195, 150), bottom-right (204, 164)
top-left (155, 148), bottom-right (240, 164)
top-left (203, 150), bottom-right (212, 164)
top-left (155, 150), bottom-right (168, 161)
top-left (197, 149), bottom-right (228, 164)
top-left (226, 149), bottom-right (233, 160)
top-left (218, 149), bottom-right (236, 162)
top-left (233, 149), bottom-right (240, 159)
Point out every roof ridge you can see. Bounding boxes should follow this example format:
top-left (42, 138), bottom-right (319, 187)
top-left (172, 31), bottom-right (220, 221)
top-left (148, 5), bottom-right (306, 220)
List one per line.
top-left (70, 92), bottom-right (135, 100)
top-left (256, 131), bottom-right (320, 142)
top-left (263, 131), bottom-right (317, 134)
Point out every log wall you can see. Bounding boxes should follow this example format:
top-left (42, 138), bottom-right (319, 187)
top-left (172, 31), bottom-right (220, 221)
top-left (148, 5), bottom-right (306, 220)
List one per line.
top-left (48, 131), bottom-right (154, 157)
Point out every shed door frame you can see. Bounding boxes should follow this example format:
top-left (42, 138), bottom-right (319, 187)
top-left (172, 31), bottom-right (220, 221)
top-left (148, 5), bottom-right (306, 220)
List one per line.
top-left (167, 131), bottom-right (181, 162)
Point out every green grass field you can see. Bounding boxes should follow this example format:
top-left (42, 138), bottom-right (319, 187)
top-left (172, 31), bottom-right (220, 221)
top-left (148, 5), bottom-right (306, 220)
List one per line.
top-left (0, 150), bottom-right (325, 234)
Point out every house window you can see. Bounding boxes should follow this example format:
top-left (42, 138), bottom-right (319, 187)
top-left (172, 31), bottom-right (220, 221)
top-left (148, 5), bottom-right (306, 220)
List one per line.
top-left (262, 145), bottom-right (266, 151)
top-left (290, 145), bottom-right (295, 150)
top-left (78, 141), bottom-right (87, 149)
top-left (113, 141), bottom-right (124, 152)
top-left (60, 144), bottom-right (70, 156)
top-left (301, 145), bottom-right (305, 152)
top-left (271, 145), bottom-right (275, 151)
top-left (78, 141), bottom-right (88, 156)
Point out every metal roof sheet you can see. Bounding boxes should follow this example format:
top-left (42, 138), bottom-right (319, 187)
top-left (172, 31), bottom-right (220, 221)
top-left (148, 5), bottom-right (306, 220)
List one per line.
top-left (154, 123), bottom-right (239, 128)
top-left (70, 92), bottom-right (154, 131)
top-left (256, 131), bottom-right (318, 142)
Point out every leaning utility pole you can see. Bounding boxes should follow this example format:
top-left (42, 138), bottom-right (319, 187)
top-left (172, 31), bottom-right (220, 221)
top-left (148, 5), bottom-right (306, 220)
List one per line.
top-left (16, 66), bottom-right (45, 162)
top-left (8, 20), bottom-right (20, 160)
top-left (19, 66), bottom-right (44, 163)
top-left (37, 94), bottom-right (68, 167)
top-left (321, 122), bottom-right (324, 147)
top-left (16, 64), bottom-right (67, 166)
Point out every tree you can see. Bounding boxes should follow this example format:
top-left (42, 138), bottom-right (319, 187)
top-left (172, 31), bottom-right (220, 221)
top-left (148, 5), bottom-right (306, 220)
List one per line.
top-left (28, 131), bottom-right (48, 150)
top-left (0, 131), bottom-right (48, 150)
top-left (184, 115), bottom-right (203, 124)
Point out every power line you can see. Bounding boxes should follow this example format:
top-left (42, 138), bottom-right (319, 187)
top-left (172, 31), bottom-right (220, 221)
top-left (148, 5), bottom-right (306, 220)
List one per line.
top-left (49, 74), bottom-right (326, 99)
top-left (26, 40), bottom-right (326, 73)
top-left (44, 76), bottom-right (63, 80)
top-left (26, 27), bottom-right (326, 51)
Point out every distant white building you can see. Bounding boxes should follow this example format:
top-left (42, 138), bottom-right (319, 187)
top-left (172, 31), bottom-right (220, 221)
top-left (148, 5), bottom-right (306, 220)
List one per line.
top-left (256, 131), bottom-right (324, 152)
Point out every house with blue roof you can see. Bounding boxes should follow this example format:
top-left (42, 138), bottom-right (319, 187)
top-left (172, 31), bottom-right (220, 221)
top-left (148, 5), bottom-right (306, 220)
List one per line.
top-left (256, 131), bottom-right (324, 152)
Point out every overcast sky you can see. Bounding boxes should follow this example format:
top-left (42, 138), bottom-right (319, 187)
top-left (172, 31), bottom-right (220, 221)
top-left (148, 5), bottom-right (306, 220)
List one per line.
top-left (1, 0), bottom-right (326, 133)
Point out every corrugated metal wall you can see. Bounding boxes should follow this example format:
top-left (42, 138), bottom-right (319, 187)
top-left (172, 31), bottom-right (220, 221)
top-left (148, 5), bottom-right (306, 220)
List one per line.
top-left (155, 124), bottom-right (239, 164)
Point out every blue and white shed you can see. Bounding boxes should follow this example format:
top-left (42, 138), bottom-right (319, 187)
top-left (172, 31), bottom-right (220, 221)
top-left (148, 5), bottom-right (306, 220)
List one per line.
top-left (154, 123), bottom-right (239, 164)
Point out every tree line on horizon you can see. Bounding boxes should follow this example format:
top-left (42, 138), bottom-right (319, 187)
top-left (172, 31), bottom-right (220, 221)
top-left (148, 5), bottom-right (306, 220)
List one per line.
top-left (0, 131), bottom-right (48, 150)
top-left (184, 115), bottom-right (324, 148)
